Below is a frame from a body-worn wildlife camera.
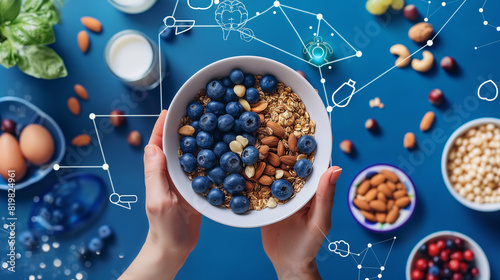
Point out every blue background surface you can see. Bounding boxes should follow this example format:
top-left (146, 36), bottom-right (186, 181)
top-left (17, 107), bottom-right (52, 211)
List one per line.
top-left (1, 0), bottom-right (500, 279)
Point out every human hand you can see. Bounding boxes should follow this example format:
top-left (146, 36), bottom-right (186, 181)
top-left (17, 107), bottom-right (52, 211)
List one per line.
top-left (261, 166), bottom-right (342, 280)
top-left (120, 110), bottom-right (202, 280)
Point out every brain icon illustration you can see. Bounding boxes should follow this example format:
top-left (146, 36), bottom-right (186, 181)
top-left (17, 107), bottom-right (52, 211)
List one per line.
top-left (328, 240), bottom-right (350, 257)
top-left (215, 0), bottom-right (254, 42)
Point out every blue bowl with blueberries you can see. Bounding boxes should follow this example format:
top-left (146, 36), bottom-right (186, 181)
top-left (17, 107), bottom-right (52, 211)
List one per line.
top-left (164, 56), bottom-right (332, 228)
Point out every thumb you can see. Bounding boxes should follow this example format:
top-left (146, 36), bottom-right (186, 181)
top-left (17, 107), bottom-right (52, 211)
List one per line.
top-left (308, 166), bottom-right (342, 230)
top-left (144, 145), bottom-right (170, 199)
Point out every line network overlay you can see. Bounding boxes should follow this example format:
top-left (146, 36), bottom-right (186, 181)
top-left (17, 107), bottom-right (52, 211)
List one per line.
top-left (475, 0), bottom-right (500, 50)
top-left (55, 0), bottom-right (468, 210)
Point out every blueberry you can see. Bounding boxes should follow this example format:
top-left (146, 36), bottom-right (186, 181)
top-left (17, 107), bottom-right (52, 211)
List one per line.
top-left (217, 114), bottom-right (234, 132)
top-left (222, 88), bottom-right (238, 103)
top-left (243, 74), bottom-right (256, 88)
top-left (213, 141), bottom-right (230, 159)
top-left (212, 129), bottom-right (223, 142)
top-left (297, 135), bottom-right (317, 154)
top-left (428, 265), bottom-right (439, 276)
top-left (88, 237), bottom-right (104, 253)
top-left (19, 231), bottom-right (37, 250)
top-left (192, 176), bottom-right (212, 193)
top-left (245, 87), bottom-right (260, 104)
top-left (432, 256), bottom-right (443, 267)
top-left (241, 146), bottom-right (259, 165)
top-left (187, 102), bottom-right (204, 120)
top-left (180, 153), bottom-right (198, 172)
top-left (206, 80), bottom-right (226, 99)
top-left (206, 101), bottom-right (226, 117)
top-left (223, 174), bottom-right (245, 195)
top-left (442, 268), bottom-right (452, 278)
top-left (180, 136), bottom-right (198, 153)
top-left (207, 166), bottom-right (227, 184)
top-left (190, 121), bottom-right (200, 135)
top-left (159, 26), bottom-right (175, 41)
top-left (222, 133), bottom-right (236, 145)
top-left (418, 244), bottom-right (427, 254)
top-left (219, 152), bottom-right (242, 174)
top-left (207, 188), bottom-right (225, 206)
top-left (196, 131), bottom-right (214, 149)
top-left (239, 112), bottom-right (261, 133)
top-left (230, 195), bottom-right (249, 214)
top-left (226, 101), bottom-right (244, 118)
top-left (271, 179), bottom-right (293, 200)
top-left (294, 159), bottom-right (313, 178)
top-left (229, 69), bottom-right (244, 84)
top-left (242, 133), bottom-right (256, 146)
top-left (445, 239), bottom-right (455, 250)
top-left (98, 225), bottom-right (113, 240)
top-left (199, 113), bottom-right (218, 132)
top-left (232, 119), bottom-right (243, 134)
top-left (221, 76), bottom-right (234, 88)
top-left (260, 75), bottom-right (278, 93)
top-left (197, 149), bottom-right (216, 169)
top-left (52, 209), bottom-right (65, 224)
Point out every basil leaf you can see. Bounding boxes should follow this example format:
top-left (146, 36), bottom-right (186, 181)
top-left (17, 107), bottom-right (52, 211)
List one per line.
top-left (0, 0), bottom-right (21, 24)
top-left (17, 45), bottom-right (67, 79)
top-left (23, 0), bottom-right (60, 25)
top-left (5, 13), bottom-right (55, 45)
top-left (0, 40), bottom-right (17, 68)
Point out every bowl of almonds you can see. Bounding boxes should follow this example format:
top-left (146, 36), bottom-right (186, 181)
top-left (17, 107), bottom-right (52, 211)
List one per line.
top-left (348, 164), bottom-right (417, 232)
top-left (163, 56), bottom-right (332, 228)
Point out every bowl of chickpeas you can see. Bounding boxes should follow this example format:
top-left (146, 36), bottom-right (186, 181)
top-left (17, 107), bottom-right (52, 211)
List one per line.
top-left (441, 118), bottom-right (500, 212)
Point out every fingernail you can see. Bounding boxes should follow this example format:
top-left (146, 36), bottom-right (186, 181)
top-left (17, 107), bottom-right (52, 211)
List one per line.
top-left (330, 168), bottom-right (342, 184)
top-left (145, 145), bottom-right (157, 159)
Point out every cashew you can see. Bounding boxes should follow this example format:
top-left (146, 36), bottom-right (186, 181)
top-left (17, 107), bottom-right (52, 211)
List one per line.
top-left (390, 44), bottom-right (411, 68)
top-left (411, 50), bottom-right (434, 72)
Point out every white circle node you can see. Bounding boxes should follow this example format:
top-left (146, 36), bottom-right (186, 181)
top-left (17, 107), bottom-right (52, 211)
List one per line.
top-left (497, 27), bottom-right (500, 31)
top-left (381, 266), bottom-right (385, 271)
top-left (441, 2), bottom-right (446, 6)
top-left (428, 1), bottom-right (431, 3)
top-left (317, 14), bottom-right (323, 20)
top-left (326, 106), bottom-right (333, 112)
top-left (273, 1), bottom-right (280, 7)
top-left (357, 265), bottom-right (362, 269)
top-left (484, 21), bottom-right (488, 25)
top-left (424, 17), bottom-right (429, 22)
top-left (313, 33), bottom-right (317, 36)
top-left (356, 51), bottom-right (363, 57)
top-left (479, 8), bottom-right (483, 13)
top-left (427, 40), bottom-right (434, 46)
top-left (365, 278), bottom-right (369, 280)
top-left (474, 47), bottom-right (478, 50)
top-left (328, 66), bottom-right (332, 69)
top-left (89, 113), bottom-right (96, 120)
top-left (378, 274), bottom-right (382, 278)
top-left (367, 243), bottom-right (372, 248)
top-left (102, 164), bottom-right (109, 170)
top-left (394, 236), bottom-right (397, 239)
top-left (320, 78), bottom-right (326, 83)
top-left (331, 33), bottom-right (334, 36)
top-left (214, 0), bottom-right (219, 4)
top-left (53, 164), bottom-right (60, 171)
top-left (309, 26), bottom-right (313, 29)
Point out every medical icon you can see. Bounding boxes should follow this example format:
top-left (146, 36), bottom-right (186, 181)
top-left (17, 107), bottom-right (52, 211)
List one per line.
top-left (163, 15), bottom-right (196, 35)
top-left (303, 36), bottom-right (333, 65)
top-left (477, 80), bottom-right (498, 101)
top-left (332, 79), bottom-right (356, 108)
top-left (214, 0), bottom-right (254, 42)
top-left (328, 240), bottom-right (350, 257)
top-left (109, 193), bottom-right (138, 210)
top-left (188, 0), bottom-right (215, 10)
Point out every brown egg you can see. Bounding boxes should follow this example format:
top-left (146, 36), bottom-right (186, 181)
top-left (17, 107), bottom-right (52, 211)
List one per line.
top-left (19, 124), bottom-right (55, 165)
top-left (0, 133), bottom-right (27, 181)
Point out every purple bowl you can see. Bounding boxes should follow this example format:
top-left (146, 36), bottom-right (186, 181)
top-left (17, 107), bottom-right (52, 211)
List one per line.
top-left (347, 163), bottom-right (417, 233)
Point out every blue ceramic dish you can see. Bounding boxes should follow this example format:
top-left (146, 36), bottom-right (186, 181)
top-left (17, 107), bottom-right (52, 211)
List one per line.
top-left (0, 97), bottom-right (66, 190)
top-left (347, 163), bottom-right (417, 233)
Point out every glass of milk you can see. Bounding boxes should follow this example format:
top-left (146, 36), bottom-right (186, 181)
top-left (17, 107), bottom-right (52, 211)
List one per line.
top-left (108, 0), bottom-right (157, 14)
top-left (105, 30), bottom-right (166, 90)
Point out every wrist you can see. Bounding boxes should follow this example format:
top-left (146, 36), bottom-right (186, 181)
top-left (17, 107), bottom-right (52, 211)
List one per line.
top-left (274, 259), bottom-right (321, 280)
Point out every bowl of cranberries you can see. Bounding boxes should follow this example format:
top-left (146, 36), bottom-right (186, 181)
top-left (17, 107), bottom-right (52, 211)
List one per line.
top-left (406, 231), bottom-right (490, 280)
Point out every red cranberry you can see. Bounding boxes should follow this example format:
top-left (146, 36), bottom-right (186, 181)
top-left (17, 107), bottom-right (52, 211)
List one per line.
top-left (428, 89), bottom-right (444, 105)
top-left (404, 4), bottom-right (420, 21)
top-left (454, 238), bottom-right (464, 249)
top-left (436, 239), bottom-right (446, 250)
top-left (428, 243), bottom-right (440, 257)
top-left (451, 251), bottom-right (463, 261)
top-left (441, 56), bottom-right (457, 72)
top-left (426, 274), bottom-right (438, 280)
top-left (460, 262), bottom-right (468, 273)
top-left (411, 269), bottom-right (424, 280)
top-left (471, 267), bottom-right (479, 277)
top-left (1, 119), bottom-right (16, 134)
top-left (463, 249), bottom-right (474, 262)
top-left (416, 258), bottom-right (428, 270)
top-left (440, 250), bottom-right (450, 262)
top-left (110, 110), bottom-right (126, 127)
top-left (449, 259), bottom-right (461, 271)
top-left (452, 273), bottom-right (463, 280)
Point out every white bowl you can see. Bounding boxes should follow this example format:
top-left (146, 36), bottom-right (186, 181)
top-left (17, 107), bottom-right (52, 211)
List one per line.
top-left (441, 118), bottom-right (500, 212)
top-left (163, 56), bottom-right (332, 228)
top-left (406, 231), bottom-right (490, 280)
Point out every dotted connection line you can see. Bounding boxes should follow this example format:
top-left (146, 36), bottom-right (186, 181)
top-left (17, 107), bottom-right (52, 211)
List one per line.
top-left (475, 0), bottom-right (500, 50)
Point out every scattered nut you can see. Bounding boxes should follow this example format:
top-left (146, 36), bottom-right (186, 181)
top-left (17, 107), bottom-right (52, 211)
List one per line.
top-left (254, 161), bottom-right (266, 179)
top-left (127, 131), bottom-right (141, 147)
top-left (258, 175), bottom-right (273, 186)
top-left (403, 4), bottom-right (420, 21)
top-left (296, 70), bottom-right (307, 80)
top-left (74, 84), bottom-right (89, 100)
top-left (297, 154), bottom-right (308, 161)
top-left (67, 97), bottom-right (81, 116)
top-left (390, 44), bottom-right (411, 68)
top-left (234, 85), bottom-right (246, 97)
top-left (261, 136), bottom-right (279, 147)
top-left (178, 125), bottom-right (195, 136)
top-left (81, 16), bottom-right (102, 33)
top-left (263, 165), bottom-right (276, 176)
top-left (245, 165), bottom-right (255, 178)
top-left (440, 56), bottom-right (457, 72)
top-left (266, 121), bottom-right (286, 138)
top-left (277, 141), bottom-right (285, 156)
top-left (428, 89), bottom-right (444, 105)
top-left (408, 22), bottom-right (433, 43)
top-left (251, 100), bottom-right (268, 113)
top-left (412, 50), bottom-right (434, 72)
top-left (340, 139), bottom-right (354, 154)
top-left (72, 134), bottom-right (91, 147)
top-left (404, 132), bottom-right (416, 149)
top-left (267, 152), bottom-right (281, 167)
top-left (266, 197), bottom-right (277, 208)
top-left (275, 170), bottom-right (284, 179)
top-left (230, 140), bottom-right (244, 154)
top-left (77, 30), bottom-right (90, 53)
top-left (288, 133), bottom-right (298, 152)
top-left (365, 118), bottom-right (378, 131)
top-left (236, 135), bottom-right (249, 147)
top-left (420, 111), bottom-right (435, 132)
top-left (110, 110), bottom-right (126, 127)
top-left (239, 99), bottom-right (251, 111)
top-left (259, 145), bottom-right (270, 159)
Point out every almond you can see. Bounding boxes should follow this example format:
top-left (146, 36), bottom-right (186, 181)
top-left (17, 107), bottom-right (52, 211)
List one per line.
top-left (364, 188), bottom-right (378, 202)
top-left (386, 181), bottom-right (397, 191)
top-left (356, 180), bottom-right (371, 195)
top-left (261, 136), bottom-right (279, 147)
top-left (408, 22), bottom-right (433, 43)
top-left (258, 113), bottom-right (265, 124)
top-left (266, 121), bottom-right (286, 138)
top-left (381, 169), bottom-right (399, 183)
top-left (288, 133), bottom-right (298, 152)
top-left (245, 181), bottom-right (254, 192)
top-left (277, 141), bottom-right (285, 156)
top-left (395, 196), bottom-right (411, 208)
top-left (68, 97), bottom-right (81, 115)
top-left (369, 200), bottom-right (387, 212)
top-left (394, 189), bottom-right (408, 199)
top-left (128, 131), bottom-right (141, 146)
top-left (267, 152), bottom-right (281, 167)
top-left (377, 192), bottom-right (387, 202)
top-left (420, 111), bottom-right (435, 132)
top-left (258, 175), bottom-right (273, 186)
top-left (283, 170), bottom-right (291, 178)
top-left (297, 154), bottom-right (307, 161)
top-left (280, 163), bottom-right (288, 170)
top-left (360, 210), bottom-right (377, 222)
top-left (81, 16), bottom-right (102, 33)
top-left (340, 139), bottom-right (354, 154)
top-left (263, 165), bottom-right (276, 176)
top-left (377, 183), bottom-right (393, 198)
top-left (74, 84), bottom-right (89, 100)
top-left (370, 174), bottom-right (386, 186)
top-left (386, 206), bottom-right (400, 224)
top-left (254, 162), bottom-right (266, 179)
top-left (251, 100), bottom-right (268, 113)
top-left (353, 198), bottom-right (371, 211)
top-left (77, 30), bottom-right (90, 53)
top-left (178, 125), bottom-right (195, 136)
top-left (387, 199), bottom-right (395, 211)
top-left (376, 212), bottom-right (387, 224)
top-left (404, 132), bottom-right (416, 149)
top-left (259, 145), bottom-right (270, 159)
top-left (72, 134), bottom-right (91, 146)
top-left (280, 155), bottom-right (297, 166)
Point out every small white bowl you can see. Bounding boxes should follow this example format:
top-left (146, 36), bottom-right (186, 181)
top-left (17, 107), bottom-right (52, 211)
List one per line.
top-left (163, 56), bottom-right (332, 228)
top-left (406, 231), bottom-right (490, 280)
top-left (441, 118), bottom-right (500, 212)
